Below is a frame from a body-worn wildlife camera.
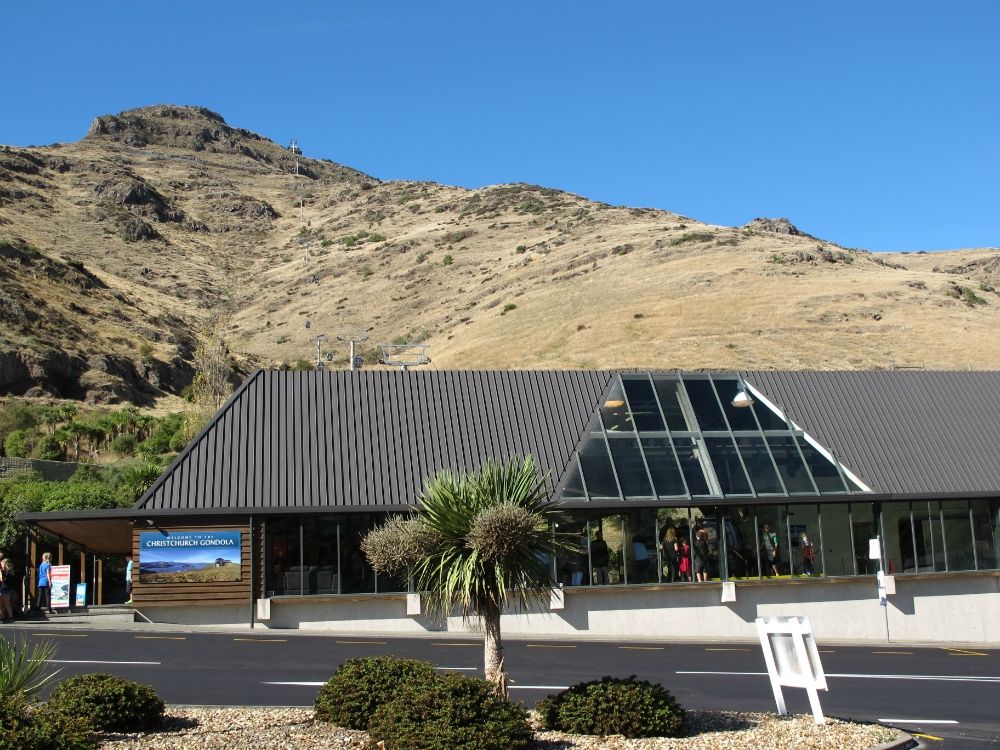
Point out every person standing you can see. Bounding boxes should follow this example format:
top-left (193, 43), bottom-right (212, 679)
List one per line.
top-left (678, 536), bottom-right (692, 582)
top-left (762, 524), bottom-right (781, 577)
top-left (0, 559), bottom-right (15, 622)
top-left (801, 532), bottom-right (816, 576)
top-left (125, 552), bottom-right (134, 604)
top-left (661, 526), bottom-right (679, 582)
top-left (36, 552), bottom-right (54, 614)
top-left (693, 528), bottom-right (712, 583)
top-left (590, 531), bottom-right (610, 585)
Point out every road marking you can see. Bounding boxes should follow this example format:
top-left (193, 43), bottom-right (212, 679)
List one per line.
top-left (871, 651), bottom-right (913, 655)
top-left (619, 646), bottom-right (664, 651)
top-left (943, 647), bottom-right (987, 656)
top-left (431, 643), bottom-right (479, 648)
top-left (233, 638), bottom-right (287, 643)
top-left (264, 681), bottom-right (324, 686)
top-left (135, 635), bottom-right (186, 640)
top-left (912, 733), bottom-right (944, 741)
top-left (509, 685), bottom-right (570, 690)
top-left (436, 666), bottom-right (478, 671)
top-left (32, 633), bottom-right (87, 638)
top-left (878, 719), bottom-right (958, 725)
top-left (526, 644), bottom-right (576, 649)
top-left (336, 640), bottom-right (387, 645)
top-left (49, 659), bottom-right (161, 665)
top-left (704, 647), bottom-right (750, 652)
top-left (677, 670), bottom-right (1000, 683)
top-left (818, 650), bottom-right (835, 654)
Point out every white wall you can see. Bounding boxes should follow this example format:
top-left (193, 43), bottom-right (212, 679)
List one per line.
top-left (145, 573), bottom-right (1000, 645)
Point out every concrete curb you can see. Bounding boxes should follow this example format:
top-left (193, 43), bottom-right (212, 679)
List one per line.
top-left (868, 730), bottom-right (918, 750)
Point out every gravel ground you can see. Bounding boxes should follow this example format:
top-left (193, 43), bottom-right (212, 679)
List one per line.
top-left (97, 707), bottom-right (901, 750)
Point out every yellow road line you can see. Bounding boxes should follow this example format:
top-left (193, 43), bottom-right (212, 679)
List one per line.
top-left (336, 640), bottom-right (387, 645)
top-left (912, 733), bottom-right (944, 741)
top-left (818, 650), bottom-right (835, 654)
top-left (943, 647), bottom-right (987, 656)
top-left (135, 635), bottom-right (186, 640)
top-left (619, 646), bottom-right (664, 651)
top-left (872, 651), bottom-right (913, 655)
top-left (705, 647), bottom-right (751, 652)
top-left (31, 633), bottom-right (87, 637)
top-left (526, 644), bottom-right (577, 649)
top-left (431, 642), bottom-right (480, 647)
top-left (233, 638), bottom-right (286, 643)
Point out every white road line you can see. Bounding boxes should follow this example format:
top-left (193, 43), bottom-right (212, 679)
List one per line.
top-left (263, 681), bottom-right (325, 686)
top-left (677, 670), bottom-right (1000, 683)
top-left (436, 667), bottom-right (478, 671)
top-left (878, 719), bottom-right (959, 725)
top-left (48, 659), bottom-right (161, 665)
top-left (509, 685), bottom-right (570, 690)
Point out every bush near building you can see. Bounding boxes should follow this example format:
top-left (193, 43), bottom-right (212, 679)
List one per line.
top-left (314, 655), bottom-right (436, 729)
top-left (45, 673), bottom-right (164, 733)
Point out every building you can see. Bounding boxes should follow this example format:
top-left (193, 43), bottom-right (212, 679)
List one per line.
top-left (19, 369), bottom-right (1000, 643)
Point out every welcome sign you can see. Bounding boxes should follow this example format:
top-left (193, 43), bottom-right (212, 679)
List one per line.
top-left (139, 531), bottom-right (241, 583)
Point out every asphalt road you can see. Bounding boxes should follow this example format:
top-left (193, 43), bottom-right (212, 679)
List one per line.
top-left (4, 626), bottom-right (998, 748)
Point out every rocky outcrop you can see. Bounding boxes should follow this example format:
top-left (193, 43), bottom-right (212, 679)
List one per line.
top-left (743, 217), bottom-right (807, 236)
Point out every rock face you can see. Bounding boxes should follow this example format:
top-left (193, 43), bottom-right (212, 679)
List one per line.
top-left (743, 217), bottom-right (806, 236)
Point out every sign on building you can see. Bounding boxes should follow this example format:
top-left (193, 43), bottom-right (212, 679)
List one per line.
top-left (139, 531), bottom-right (241, 583)
top-left (755, 615), bottom-right (828, 723)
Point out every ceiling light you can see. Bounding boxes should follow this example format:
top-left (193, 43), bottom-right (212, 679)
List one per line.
top-left (604, 399), bottom-right (625, 409)
top-left (732, 383), bottom-right (755, 408)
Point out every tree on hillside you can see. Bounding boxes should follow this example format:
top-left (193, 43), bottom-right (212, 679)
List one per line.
top-left (361, 456), bottom-right (567, 696)
top-left (184, 324), bottom-right (234, 441)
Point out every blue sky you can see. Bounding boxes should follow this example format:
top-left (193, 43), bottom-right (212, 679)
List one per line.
top-left (3, 1), bottom-right (997, 251)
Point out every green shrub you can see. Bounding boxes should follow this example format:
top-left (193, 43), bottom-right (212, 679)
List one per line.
top-left (34, 434), bottom-right (66, 460)
top-left (108, 434), bottom-right (137, 456)
top-left (4, 429), bottom-right (32, 458)
top-left (535, 675), bottom-right (684, 738)
top-left (46, 673), bottom-right (164, 732)
top-left (501, 303), bottom-right (517, 315)
top-left (314, 655), bottom-right (436, 729)
top-left (167, 431), bottom-right (187, 452)
top-left (367, 672), bottom-right (532, 750)
top-left (0, 636), bottom-right (60, 701)
top-left (0, 694), bottom-right (96, 750)
top-left (515, 245), bottom-right (527, 253)
top-left (442, 254), bottom-right (454, 266)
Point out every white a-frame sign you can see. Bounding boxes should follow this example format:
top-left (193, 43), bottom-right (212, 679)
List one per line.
top-left (755, 615), bottom-right (828, 724)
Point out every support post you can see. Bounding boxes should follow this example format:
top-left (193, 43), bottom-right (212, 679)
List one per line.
top-left (97, 559), bottom-right (103, 606)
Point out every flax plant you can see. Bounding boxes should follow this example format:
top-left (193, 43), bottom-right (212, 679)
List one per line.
top-left (362, 455), bottom-right (569, 696)
top-left (0, 636), bottom-right (61, 701)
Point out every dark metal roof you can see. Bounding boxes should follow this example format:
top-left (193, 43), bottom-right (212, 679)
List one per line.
top-left (741, 370), bottom-right (1000, 496)
top-left (137, 370), bottom-right (614, 513)
top-left (134, 369), bottom-right (1000, 514)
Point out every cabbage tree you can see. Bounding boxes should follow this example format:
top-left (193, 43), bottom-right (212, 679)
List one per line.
top-left (362, 455), bottom-right (566, 696)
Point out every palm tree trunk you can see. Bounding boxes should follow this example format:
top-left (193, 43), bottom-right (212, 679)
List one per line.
top-left (482, 604), bottom-right (508, 698)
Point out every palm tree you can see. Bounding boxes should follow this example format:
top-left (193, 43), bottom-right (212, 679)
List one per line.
top-left (362, 456), bottom-right (567, 696)
top-left (116, 463), bottom-right (163, 505)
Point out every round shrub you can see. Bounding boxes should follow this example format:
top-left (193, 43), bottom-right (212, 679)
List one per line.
top-left (0, 694), bottom-right (95, 750)
top-left (535, 675), bottom-right (685, 738)
top-left (367, 672), bottom-right (532, 750)
top-left (314, 655), bottom-right (436, 729)
top-left (46, 673), bottom-right (164, 732)
top-left (108, 434), bottom-right (137, 456)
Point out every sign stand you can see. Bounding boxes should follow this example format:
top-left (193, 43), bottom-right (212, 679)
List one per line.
top-left (755, 615), bottom-right (828, 724)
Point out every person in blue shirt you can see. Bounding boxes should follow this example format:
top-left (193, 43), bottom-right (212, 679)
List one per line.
top-left (125, 553), bottom-right (134, 604)
top-left (37, 552), bottom-right (54, 614)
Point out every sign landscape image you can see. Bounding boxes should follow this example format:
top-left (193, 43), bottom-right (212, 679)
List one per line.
top-left (139, 531), bottom-right (242, 583)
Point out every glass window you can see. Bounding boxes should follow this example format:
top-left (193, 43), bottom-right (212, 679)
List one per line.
top-left (624, 509), bottom-right (659, 584)
top-left (607, 436), bottom-right (653, 498)
top-left (723, 507), bottom-right (758, 579)
top-left (340, 514), bottom-right (376, 593)
top-left (735, 436), bottom-right (784, 495)
top-left (941, 500), bottom-right (974, 571)
top-left (684, 378), bottom-right (728, 431)
top-left (851, 503), bottom-right (878, 576)
top-left (818, 503), bottom-right (854, 576)
top-left (623, 377), bottom-right (665, 432)
top-left (796, 437), bottom-right (849, 494)
top-left (912, 501), bottom-right (945, 572)
top-left (705, 437), bottom-right (753, 495)
top-left (656, 508), bottom-right (690, 583)
top-left (560, 457), bottom-right (587, 500)
top-left (971, 499), bottom-right (998, 570)
top-left (879, 502), bottom-right (913, 574)
top-left (786, 504), bottom-right (820, 576)
top-left (554, 517), bottom-right (590, 587)
top-left (672, 438), bottom-right (713, 496)
top-left (600, 380), bottom-right (632, 432)
top-left (692, 507), bottom-right (724, 582)
top-left (752, 397), bottom-right (791, 431)
top-left (653, 378), bottom-right (693, 431)
top-left (579, 435), bottom-right (620, 499)
top-left (714, 378), bottom-right (759, 431)
top-left (303, 516), bottom-right (340, 594)
top-left (588, 513), bottom-right (627, 585)
top-left (766, 436), bottom-right (816, 494)
top-left (756, 506), bottom-right (786, 577)
top-left (266, 516), bottom-right (301, 595)
top-left (640, 437), bottom-right (686, 496)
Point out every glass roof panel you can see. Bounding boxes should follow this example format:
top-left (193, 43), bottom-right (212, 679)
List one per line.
top-left (714, 377), bottom-right (760, 431)
top-left (579, 434), bottom-right (621, 499)
top-left (600, 379), bottom-right (632, 433)
top-left (653, 378), bottom-right (694, 431)
top-left (640, 437), bottom-right (687, 496)
top-left (795, 436), bottom-right (849, 494)
top-left (607, 436), bottom-right (654, 497)
top-left (685, 378), bottom-right (728, 431)
top-left (765, 435), bottom-right (817, 493)
top-left (561, 457), bottom-right (587, 499)
top-left (705, 437), bottom-right (754, 495)
top-left (735, 436), bottom-right (784, 494)
top-left (622, 377), bottom-right (665, 432)
top-left (672, 437), bottom-right (714, 496)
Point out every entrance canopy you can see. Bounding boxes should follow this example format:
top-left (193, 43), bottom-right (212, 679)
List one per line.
top-left (18, 508), bottom-right (135, 555)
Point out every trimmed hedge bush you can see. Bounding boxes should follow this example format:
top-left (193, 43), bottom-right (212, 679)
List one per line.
top-left (0, 694), bottom-right (95, 750)
top-left (366, 672), bottom-right (532, 750)
top-left (536, 675), bottom-right (685, 738)
top-left (46, 673), bottom-right (164, 732)
top-left (314, 655), bottom-right (436, 729)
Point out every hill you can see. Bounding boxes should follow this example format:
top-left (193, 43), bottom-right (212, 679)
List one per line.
top-left (1, 105), bottom-right (998, 404)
